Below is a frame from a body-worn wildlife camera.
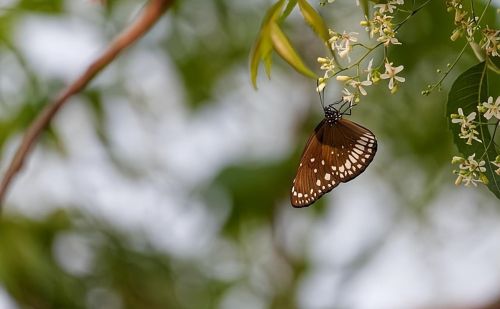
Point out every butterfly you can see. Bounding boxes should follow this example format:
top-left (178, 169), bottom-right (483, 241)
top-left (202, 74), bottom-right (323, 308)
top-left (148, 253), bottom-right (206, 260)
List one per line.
top-left (290, 96), bottom-right (377, 208)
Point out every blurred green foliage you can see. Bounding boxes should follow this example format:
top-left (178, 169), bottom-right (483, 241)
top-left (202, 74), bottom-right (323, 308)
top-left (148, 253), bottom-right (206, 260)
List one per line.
top-left (0, 211), bottom-right (232, 308)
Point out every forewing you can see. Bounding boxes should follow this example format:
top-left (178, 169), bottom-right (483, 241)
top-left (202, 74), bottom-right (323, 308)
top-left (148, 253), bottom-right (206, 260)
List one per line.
top-left (291, 120), bottom-right (341, 207)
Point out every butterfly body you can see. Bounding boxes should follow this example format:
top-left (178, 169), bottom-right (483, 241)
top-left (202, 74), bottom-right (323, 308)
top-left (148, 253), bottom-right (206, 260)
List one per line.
top-left (291, 103), bottom-right (377, 208)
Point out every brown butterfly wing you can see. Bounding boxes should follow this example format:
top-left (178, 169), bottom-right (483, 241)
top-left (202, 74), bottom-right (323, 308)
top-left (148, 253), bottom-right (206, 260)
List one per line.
top-left (325, 118), bottom-right (377, 183)
top-left (290, 118), bottom-right (377, 208)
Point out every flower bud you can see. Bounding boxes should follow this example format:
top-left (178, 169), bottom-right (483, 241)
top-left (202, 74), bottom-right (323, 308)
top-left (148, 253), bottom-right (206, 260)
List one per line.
top-left (451, 156), bottom-right (464, 164)
top-left (480, 173), bottom-right (489, 184)
top-left (451, 29), bottom-right (462, 41)
top-left (336, 75), bottom-right (351, 81)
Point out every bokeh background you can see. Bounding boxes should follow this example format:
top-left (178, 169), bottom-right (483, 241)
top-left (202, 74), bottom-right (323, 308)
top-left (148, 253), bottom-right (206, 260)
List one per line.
top-left (0, 0), bottom-right (499, 308)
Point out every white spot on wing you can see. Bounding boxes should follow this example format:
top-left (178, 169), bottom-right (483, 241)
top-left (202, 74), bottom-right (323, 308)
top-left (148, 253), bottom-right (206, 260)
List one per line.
top-left (355, 144), bottom-right (365, 151)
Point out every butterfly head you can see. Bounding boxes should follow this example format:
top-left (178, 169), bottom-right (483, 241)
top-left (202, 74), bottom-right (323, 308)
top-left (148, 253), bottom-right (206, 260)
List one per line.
top-left (324, 105), bottom-right (342, 126)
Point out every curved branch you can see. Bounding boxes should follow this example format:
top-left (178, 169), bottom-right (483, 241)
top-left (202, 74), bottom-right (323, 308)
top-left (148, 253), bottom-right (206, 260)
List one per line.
top-left (0, 0), bottom-right (175, 209)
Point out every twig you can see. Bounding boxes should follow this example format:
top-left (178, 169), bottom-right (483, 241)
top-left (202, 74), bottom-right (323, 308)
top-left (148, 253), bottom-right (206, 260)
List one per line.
top-left (0, 0), bottom-right (175, 209)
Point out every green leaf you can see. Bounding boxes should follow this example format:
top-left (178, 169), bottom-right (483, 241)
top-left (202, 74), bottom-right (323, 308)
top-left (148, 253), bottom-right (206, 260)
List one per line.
top-left (264, 53), bottom-right (273, 79)
top-left (281, 0), bottom-right (298, 20)
top-left (297, 0), bottom-right (329, 43)
top-left (262, 0), bottom-right (286, 25)
top-left (250, 32), bottom-right (265, 88)
top-left (446, 62), bottom-right (500, 199)
top-left (269, 22), bottom-right (317, 79)
top-left (249, 0), bottom-right (286, 88)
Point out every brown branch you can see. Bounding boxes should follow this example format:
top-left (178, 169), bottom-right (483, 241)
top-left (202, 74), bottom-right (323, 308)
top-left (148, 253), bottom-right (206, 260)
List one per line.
top-left (0, 0), bottom-right (175, 209)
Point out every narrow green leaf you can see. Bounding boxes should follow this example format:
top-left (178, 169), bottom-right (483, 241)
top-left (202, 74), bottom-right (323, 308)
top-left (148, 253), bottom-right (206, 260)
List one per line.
top-left (249, 33), bottom-right (264, 88)
top-left (249, 31), bottom-right (274, 88)
top-left (249, 0), bottom-right (286, 88)
top-left (269, 23), bottom-right (317, 79)
top-left (264, 53), bottom-right (273, 79)
top-left (446, 62), bottom-right (500, 199)
top-left (281, 0), bottom-right (298, 20)
top-left (263, 0), bottom-right (286, 25)
top-left (297, 0), bottom-right (329, 43)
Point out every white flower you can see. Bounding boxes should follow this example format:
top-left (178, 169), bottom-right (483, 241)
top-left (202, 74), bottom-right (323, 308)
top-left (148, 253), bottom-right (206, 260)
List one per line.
top-left (451, 108), bottom-right (481, 145)
top-left (460, 154), bottom-right (486, 173)
top-left (461, 127), bottom-right (481, 145)
top-left (463, 17), bottom-right (477, 38)
top-left (451, 108), bottom-right (475, 127)
top-left (317, 56), bottom-right (336, 79)
top-left (364, 59), bottom-right (374, 82)
top-left (332, 31), bottom-right (358, 62)
top-left (481, 27), bottom-right (500, 57)
top-left (374, 3), bottom-right (396, 13)
top-left (347, 79), bottom-right (372, 96)
top-left (492, 161), bottom-right (500, 176)
top-left (377, 32), bottom-right (401, 46)
top-left (453, 153), bottom-right (487, 186)
top-left (317, 80), bottom-right (326, 92)
top-left (370, 14), bottom-right (395, 38)
top-left (482, 96), bottom-right (500, 120)
top-left (342, 88), bottom-right (355, 104)
top-left (380, 62), bottom-right (405, 90)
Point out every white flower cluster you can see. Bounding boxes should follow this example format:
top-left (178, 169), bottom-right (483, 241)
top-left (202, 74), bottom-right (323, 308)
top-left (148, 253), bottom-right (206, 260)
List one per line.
top-left (317, 0), bottom-right (406, 101)
top-left (452, 154), bottom-right (487, 186)
top-left (451, 96), bottom-right (500, 187)
top-left (367, 1), bottom-right (403, 46)
top-left (446, 0), bottom-right (500, 57)
top-left (450, 108), bottom-right (481, 145)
